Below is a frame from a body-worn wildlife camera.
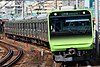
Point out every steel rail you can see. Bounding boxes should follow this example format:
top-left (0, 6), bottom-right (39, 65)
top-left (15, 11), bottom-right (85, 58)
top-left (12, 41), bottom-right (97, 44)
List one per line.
top-left (0, 41), bottom-right (23, 67)
top-left (3, 45), bottom-right (23, 67)
top-left (2, 43), bottom-right (23, 67)
top-left (0, 41), bottom-right (13, 66)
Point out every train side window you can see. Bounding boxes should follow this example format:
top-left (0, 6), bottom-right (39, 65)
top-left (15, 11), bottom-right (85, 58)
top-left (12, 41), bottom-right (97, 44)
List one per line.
top-left (45, 22), bottom-right (48, 33)
top-left (18, 23), bottom-right (20, 29)
top-left (17, 23), bottom-right (18, 29)
top-left (34, 23), bottom-right (36, 31)
top-left (20, 23), bottom-right (21, 30)
top-left (33, 23), bottom-right (34, 30)
top-left (26, 23), bottom-right (28, 29)
top-left (40, 23), bottom-right (41, 31)
top-left (43, 22), bottom-right (45, 32)
top-left (36, 23), bottom-right (38, 30)
top-left (20, 23), bottom-right (21, 29)
top-left (31, 23), bottom-right (33, 29)
top-left (11, 23), bottom-right (12, 29)
top-left (19, 23), bottom-right (20, 29)
top-left (30, 23), bottom-right (31, 29)
top-left (26, 23), bottom-right (27, 30)
top-left (36, 23), bottom-right (37, 31)
top-left (41, 23), bottom-right (43, 32)
top-left (39, 23), bottom-right (40, 31)
top-left (24, 23), bottom-right (26, 29)
top-left (13, 22), bottom-right (14, 29)
top-left (23, 23), bottom-right (24, 30)
top-left (21, 23), bottom-right (22, 30)
top-left (22, 23), bottom-right (23, 30)
top-left (23, 23), bottom-right (25, 29)
top-left (10, 23), bottom-right (11, 29)
top-left (17, 23), bottom-right (19, 29)
top-left (27, 23), bottom-right (29, 29)
top-left (18, 23), bottom-right (19, 29)
top-left (13, 23), bottom-right (18, 29)
top-left (11, 23), bottom-right (12, 30)
top-left (26, 23), bottom-right (27, 29)
top-left (37, 23), bottom-right (38, 31)
top-left (38, 23), bottom-right (40, 31)
top-left (28, 23), bottom-right (29, 29)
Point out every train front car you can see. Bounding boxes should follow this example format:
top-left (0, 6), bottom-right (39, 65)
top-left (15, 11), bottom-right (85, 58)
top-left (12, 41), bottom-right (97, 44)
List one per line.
top-left (48, 10), bottom-right (93, 62)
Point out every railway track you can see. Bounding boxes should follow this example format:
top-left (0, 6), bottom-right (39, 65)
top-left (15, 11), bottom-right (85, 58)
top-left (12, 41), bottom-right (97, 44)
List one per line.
top-left (0, 41), bottom-right (13, 66)
top-left (0, 40), bottom-right (23, 67)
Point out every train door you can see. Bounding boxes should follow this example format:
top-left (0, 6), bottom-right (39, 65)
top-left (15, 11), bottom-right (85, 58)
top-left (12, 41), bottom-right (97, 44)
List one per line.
top-left (39, 22), bottom-right (41, 39)
top-left (33, 22), bottom-right (36, 38)
top-left (0, 20), bottom-right (4, 33)
top-left (19, 23), bottom-right (21, 35)
top-left (28, 22), bottom-right (30, 37)
top-left (41, 22), bottom-right (44, 40)
top-left (20, 23), bottom-right (22, 36)
top-left (12, 23), bottom-right (14, 34)
top-left (26, 23), bottom-right (28, 37)
top-left (11, 23), bottom-right (12, 34)
top-left (17, 23), bottom-right (18, 35)
top-left (43, 22), bottom-right (45, 40)
top-left (23, 22), bottom-right (26, 36)
top-left (37, 22), bottom-right (39, 39)
top-left (17, 23), bottom-right (19, 35)
top-left (35, 22), bottom-right (38, 38)
top-left (22, 23), bottom-right (23, 36)
top-left (29, 22), bottom-right (31, 37)
top-left (32, 22), bottom-right (34, 37)
top-left (40, 22), bottom-right (42, 40)
top-left (30, 22), bottom-right (33, 37)
top-left (14, 23), bottom-right (16, 35)
top-left (44, 22), bottom-right (48, 41)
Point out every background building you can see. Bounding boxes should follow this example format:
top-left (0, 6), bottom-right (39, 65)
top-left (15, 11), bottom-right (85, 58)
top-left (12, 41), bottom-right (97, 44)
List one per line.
top-left (0, 0), bottom-right (95, 19)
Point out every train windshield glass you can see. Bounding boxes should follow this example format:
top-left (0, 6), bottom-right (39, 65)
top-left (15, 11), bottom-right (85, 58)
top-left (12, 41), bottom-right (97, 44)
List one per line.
top-left (49, 11), bottom-right (92, 36)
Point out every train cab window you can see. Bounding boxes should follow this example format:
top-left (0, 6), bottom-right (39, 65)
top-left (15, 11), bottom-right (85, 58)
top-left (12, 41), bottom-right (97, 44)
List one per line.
top-left (49, 10), bottom-right (92, 36)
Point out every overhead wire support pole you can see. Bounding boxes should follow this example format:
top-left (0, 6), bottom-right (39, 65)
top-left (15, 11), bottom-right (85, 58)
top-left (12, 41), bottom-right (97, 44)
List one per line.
top-left (76, 0), bottom-right (78, 9)
top-left (95, 0), bottom-right (99, 56)
top-left (22, 0), bottom-right (24, 19)
top-left (55, 0), bottom-right (57, 9)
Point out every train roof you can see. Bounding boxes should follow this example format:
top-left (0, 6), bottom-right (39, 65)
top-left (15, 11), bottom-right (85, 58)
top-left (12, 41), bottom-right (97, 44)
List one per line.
top-left (7, 14), bottom-right (48, 23)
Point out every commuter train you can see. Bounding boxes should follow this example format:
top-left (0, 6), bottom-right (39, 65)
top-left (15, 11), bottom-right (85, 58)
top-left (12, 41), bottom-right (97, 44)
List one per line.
top-left (5, 10), bottom-right (95, 62)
